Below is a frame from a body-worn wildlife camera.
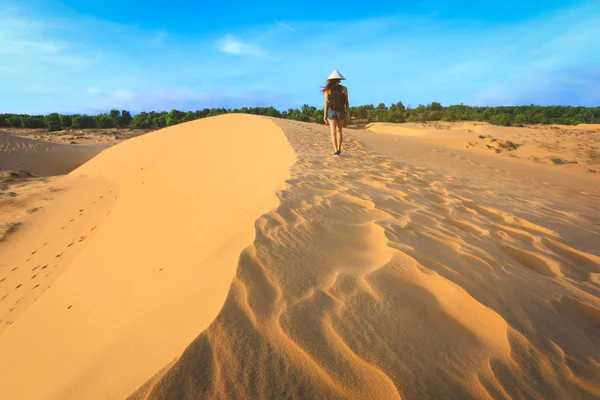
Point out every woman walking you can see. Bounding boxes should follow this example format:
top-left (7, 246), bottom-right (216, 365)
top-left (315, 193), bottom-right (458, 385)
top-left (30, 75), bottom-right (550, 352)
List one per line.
top-left (322, 69), bottom-right (350, 157)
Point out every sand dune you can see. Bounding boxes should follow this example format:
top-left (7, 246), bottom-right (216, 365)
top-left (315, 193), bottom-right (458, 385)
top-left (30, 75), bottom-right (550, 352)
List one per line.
top-left (0, 134), bottom-right (108, 253)
top-left (0, 114), bottom-right (295, 399)
top-left (0, 133), bottom-right (108, 176)
top-left (366, 121), bottom-right (600, 176)
top-left (1, 116), bottom-right (599, 400)
top-left (131, 119), bottom-right (600, 399)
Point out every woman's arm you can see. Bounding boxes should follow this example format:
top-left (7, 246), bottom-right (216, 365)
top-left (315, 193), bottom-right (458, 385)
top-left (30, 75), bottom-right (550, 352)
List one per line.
top-left (323, 92), bottom-right (329, 123)
top-left (344, 88), bottom-right (350, 122)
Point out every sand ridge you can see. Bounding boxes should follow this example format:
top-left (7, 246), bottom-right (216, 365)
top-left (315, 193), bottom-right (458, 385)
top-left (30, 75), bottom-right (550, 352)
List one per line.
top-left (0, 114), bottom-right (296, 399)
top-left (131, 119), bottom-right (600, 399)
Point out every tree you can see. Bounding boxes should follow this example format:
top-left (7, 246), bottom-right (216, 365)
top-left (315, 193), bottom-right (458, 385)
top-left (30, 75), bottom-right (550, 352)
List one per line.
top-left (428, 102), bottom-right (443, 112)
top-left (20, 116), bottom-right (46, 128)
top-left (166, 109), bottom-right (185, 126)
top-left (108, 109), bottom-right (121, 127)
top-left (533, 111), bottom-right (549, 124)
top-left (96, 114), bottom-right (114, 128)
top-left (150, 112), bottom-right (167, 127)
top-left (266, 106), bottom-right (280, 118)
top-left (120, 110), bottom-right (133, 127)
top-left (60, 115), bottom-right (72, 129)
top-left (72, 115), bottom-right (96, 129)
top-left (45, 113), bottom-right (63, 131)
top-left (386, 102), bottom-right (406, 122)
top-left (490, 113), bottom-right (510, 126)
top-left (131, 112), bottom-right (150, 128)
top-left (2, 104), bottom-right (599, 132)
top-left (6, 116), bottom-right (21, 127)
top-left (313, 109), bottom-right (324, 124)
top-left (183, 111), bottom-right (196, 122)
top-left (513, 113), bottom-right (526, 125)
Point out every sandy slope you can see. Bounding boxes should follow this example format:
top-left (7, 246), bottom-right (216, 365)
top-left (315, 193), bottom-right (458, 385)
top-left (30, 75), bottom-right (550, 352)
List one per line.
top-left (0, 114), bottom-right (295, 399)
top-left (366, 122), bottom-right (600, 176)
top-left (1, 135), bottom-right (107, 254)
top-left (131, 120), bottom-right (600, 399)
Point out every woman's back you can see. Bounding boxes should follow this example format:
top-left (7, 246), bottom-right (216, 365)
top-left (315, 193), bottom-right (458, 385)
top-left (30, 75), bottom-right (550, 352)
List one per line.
top-left (327, 84), bottom-right (348, 111)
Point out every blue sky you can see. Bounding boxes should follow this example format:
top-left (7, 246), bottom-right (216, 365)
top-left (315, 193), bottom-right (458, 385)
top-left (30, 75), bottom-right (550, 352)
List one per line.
top-left (1, 0), bottom-right (599, 114)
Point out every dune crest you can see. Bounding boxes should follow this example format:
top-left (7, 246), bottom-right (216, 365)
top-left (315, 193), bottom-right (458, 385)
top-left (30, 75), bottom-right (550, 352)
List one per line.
top-left (0, 114), bottom-right (295, 400)
top-left (131, 120), bottom-right (600, 399)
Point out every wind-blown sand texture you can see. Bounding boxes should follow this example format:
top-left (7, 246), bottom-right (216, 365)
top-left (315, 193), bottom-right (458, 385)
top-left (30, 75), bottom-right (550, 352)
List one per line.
top-left (0, 115), bottom-right (295, 399)
top-left (1, 115), bottom-right (599, 399)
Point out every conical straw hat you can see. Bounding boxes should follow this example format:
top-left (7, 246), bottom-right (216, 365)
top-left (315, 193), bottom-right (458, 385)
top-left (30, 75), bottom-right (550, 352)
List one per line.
top-left (327, 69), bottom-right (346, 80)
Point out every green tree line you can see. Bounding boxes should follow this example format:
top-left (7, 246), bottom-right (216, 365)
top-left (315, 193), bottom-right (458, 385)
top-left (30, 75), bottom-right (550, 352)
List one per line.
top-left (1, 104), bottom-right (598, 131)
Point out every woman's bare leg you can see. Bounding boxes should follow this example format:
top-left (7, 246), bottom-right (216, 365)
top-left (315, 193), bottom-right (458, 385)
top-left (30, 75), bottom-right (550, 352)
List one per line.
top-left (336, 120), bottom-right (344, 153)
top-left (329, 119), bottom-right (338, 152)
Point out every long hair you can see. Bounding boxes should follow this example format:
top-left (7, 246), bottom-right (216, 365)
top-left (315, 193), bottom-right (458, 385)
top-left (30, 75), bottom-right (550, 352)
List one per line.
top-left (320, 79), bottom-right (341, 94)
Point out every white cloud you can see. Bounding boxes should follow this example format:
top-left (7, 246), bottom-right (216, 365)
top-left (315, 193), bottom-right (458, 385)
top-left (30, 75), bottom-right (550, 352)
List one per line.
top-left (87, 87), bottom-right (102, 95)
top-left (217, 34), bottom-right (264, 56)
top-left (0, 8), bottom-right (63, 56)
top-left (275, 21), bottom-right (297, 32)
